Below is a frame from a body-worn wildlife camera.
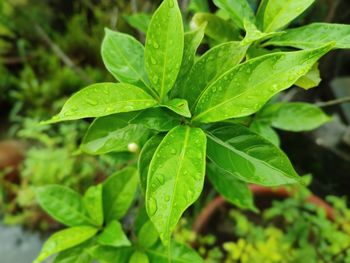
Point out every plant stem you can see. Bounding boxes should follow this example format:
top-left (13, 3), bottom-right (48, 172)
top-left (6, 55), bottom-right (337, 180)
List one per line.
top-left (316, 96), bottom-right (350, 107)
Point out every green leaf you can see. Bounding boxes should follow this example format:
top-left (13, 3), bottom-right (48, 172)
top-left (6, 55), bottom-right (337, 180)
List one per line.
top-left (138, 220), bottom-right (159, 248)
top-left (101, 29), bottom-right (155, 97)
top-left (193, 44), bottom-right (334, 123)
top-left (103, 167), bottom-right (138, 223)
top-left (138, 135), bottom-right (164, 193)
top-left (43, 83), bottom-right (158, 124)
top-left (242, 20), bottom-right (282, 45)
top-left (265, 23), bottom-right (350, 49)
top-left (162, 98), bottom-right (191, 118)
top-left (257, 0), bottom-right (315, 32)
top-left (295, 63), bottom-right (321, 90)
top-left (181, 41), bottom-right (247, 108)
top-left (213, 0), bottom-right (255, 29)
top-left (146, 126), bottom-right (206, 245)
top-left (82, 185), bottom-right (103, 227)
top-left (54, 242), bottom-right (92, 263)
top-left (172, 26), bottom-right (205, 96)
top-left (130, 251), bottom-right (150, 263)
top-left (124, 13), bottom-right (152, 33)
top-left (81, 113), bottom-right (147, 155)
top-left (88, 246), bottom-right (133, 263)
top-left (206, 124), bottom-right (300, 186)
top-left (260, 102), bottom-right (331, 132)
top-left (191, 12), bottom-right (240, 42)
top-left (189, 0), bottom-right (210, 13)
top-left (207, 164), bottom-right (256, 211)
top-left (98, 220), bottom-right (131, 247)
top-left (146, 242), bottom-right (203, 263)
top-left (36, 185), bottom-right (93, 227)
top-left (130, 108), bottom-right (181, 132)
top-left (145, 0), bottom-right (184, 99)
top-left (34, 226), bottom-right (98, 263)
top-left (250, 120), bottom-right (280, 146)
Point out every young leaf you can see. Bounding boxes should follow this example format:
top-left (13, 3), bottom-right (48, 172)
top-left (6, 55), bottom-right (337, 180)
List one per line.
top-left (146, 126), bottom-right (206, 245)
top-left (34, 226), bottom-right (98, 263)
top-left (43, 83), bottom-right (158, 124)
top-left (81, 113), bottom-right (147, 155)
top-left (295, 63), bottom-right (321, 90)
top-left (83, 185), bottom-right (103, 227)
top-left (88, 246), bottom-right (133, 263)
top-left (213, 0), bottom-right (255, 29)
top-left (172, 26), bottom-right (205, 96)
top-left (193, 44), bottom-right (334, 123)
top-left (138, 220), bottom-right (159, 248)
top-left (101, 29), bottom-right (155, 97)
top-left (54, 242), bottom-right (92, 263)
top-left (145, 0), bottom-right (184, 99)
top-left (36, 185), bottom-right (93, 227)
top-left (98, 220), bottom-right (131, 247)
top-left (130, 251), bottom-right (150, 263)
top-left (162, 98), bottom-right (191, 118)
top-left (242, 20), bottom-right (282, 45)
top-left (181, 41), bottom-right (247, 108)
top-left (250, 120), bottom-right (280, 146)
top-left (124, 13), bottom-right (152, 33)
top-left (261, 102), bottom-right (331, 132)
top-left (265, 23), bottom-right (350, 49)
top-left (190, 13), bottom-right (240, 43)
top-left (146, 242), bottom-right (203, 263)
top-left (103, 167), bottom-right (138, 223)
top-left (138, 135), bottom-right (164, 193)
top-left (257, 0), bottom-right (315, 32)
top-left (207, 164), bottom-right (256, 211)
top-left (207, 124), bottom-right (300, 186)
top-left (130, 108), bottom-right (181, 132)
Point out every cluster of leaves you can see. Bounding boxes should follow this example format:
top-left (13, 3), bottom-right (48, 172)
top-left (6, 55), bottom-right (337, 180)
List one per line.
top-left (35, 0), bottom-right (350, 261)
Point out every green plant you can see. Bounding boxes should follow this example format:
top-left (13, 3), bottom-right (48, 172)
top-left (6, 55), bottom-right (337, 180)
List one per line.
top-left (37, 0), bottom-right (350, 261)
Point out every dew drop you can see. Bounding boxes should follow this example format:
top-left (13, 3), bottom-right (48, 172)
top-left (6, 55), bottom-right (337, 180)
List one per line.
top-left (164, 195), bottom-right (170, 202)
top-left (153, 76), bottom-right (159, 84)
top-left (153, 42), bottom-right (159, 49)
top-left (85, 98), bottom-right (98, 106)
top-left (148, 197), bottom-right (158, 216)
top-left (168, 0), bottom-right (174, 8)
top-left (170, 148), bottom-right (177, 154)
top-left (156, 174), bottom-right (165, 184)
top-left (151, 57), bottom-right (157, 65)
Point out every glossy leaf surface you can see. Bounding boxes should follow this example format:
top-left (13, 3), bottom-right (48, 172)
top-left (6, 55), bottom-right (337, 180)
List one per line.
top-left (146, 126), bottom-right (206, 244)
top-left (34, 226), bottom-right (97, 263)
top-left (193, 44), bottom-right (333, 123)
top-left (207, 124), bottom-right (300, 186)
top-left (83, 185), bottom-right (104, 227)
top-left (162, 98), bottom-right (191, 118)
top-left (98, 221), bottom-right (131, 247)
top-left (138, 135), bottom-right (164, 193)
top-left (207, 164), bottom-right (256, 211)
top-left (145, 0), bottom-right (184, 99)
top-left (250, 120), bottom-right (280, 146)
top-left (103, 167), bottom-right (138, 223)
top-left (258, 0), bottom-right (315, 32)
top-left (44, 83), bottom-right (158, 123)
top-left (266, 23), bottom-right (350, 49)
top-left (89, 246), bottom-right (133, 263)
top-left (36, 185), bottom-right (93, 227)
top-left (213, 0), bottom-right (255, 29)
top-left (81, 113), bottom-right (147, 155)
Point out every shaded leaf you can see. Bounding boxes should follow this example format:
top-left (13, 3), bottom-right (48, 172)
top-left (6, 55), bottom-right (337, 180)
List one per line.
top-left (130, 251), bottom-right (150, 263)
top-left (250, 120), bottom-right (280, 146)
top-left (295, 63), bottom-right (321, 90)
top-left (146, 126), bottom-right (206, 245)
top-left (98, 221), bottom-right (131, 247)
top-left (138, 220), bottom-right (159, 248)
top-left (162, 98), bottom-right (191, 118)
top-left (83, 184), bottom-right (104, 227)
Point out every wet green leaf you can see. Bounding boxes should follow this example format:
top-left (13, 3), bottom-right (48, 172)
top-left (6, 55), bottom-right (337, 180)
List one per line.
top-left (266, 23), bottom-right (350, 49)
top-left (103, 167), bottom-right (138, 223)
top-left (250, 120), bottom-right (280, 146)
top-left (207, 124), bottom-right (300, 186)
top-left (257, 0), bottom-right (315, 32)
top-left (191, 12), bottom-right (240, 42)
top-left (43, 83), bottom-right (158, 124)
top-left (207, 163), bottom-right (257, 211)
top-left (295, 63), bottom-right (321, 90)
top-left (162, 98), bottom-right (191, 118)
top-left (260, 102), bottom-right (331, 131)
top-left (213, 0), bottom-right (255, 29)
top-left (181, 41), bottom-right (247, 108)
top-left (138, 134), bottom-right (164, 193)
top-left (145, 0), bottom-right (184, 99)
top-left (81, 113), bottom-right (147, 155)
top-left (242, 20), bottom-right (282, 45)
top-left (102, 29), bottom-right (155, 96)
top-left (138, 220), bottom-right (159, 248)
top-left (34, 226), bottom-right (97, 263)
top-left (130, 251), bottom-right (150, 263)
top-left (36, 185), bottom-right (93, 227)
top-left (146, 126), bottom-right (206, 245)
top-left (193, 44), bottom-right (334, 123)
top-left (83, 184), bottom-right (104, 227)
top-left (98, 221), bottom-right (131, 247)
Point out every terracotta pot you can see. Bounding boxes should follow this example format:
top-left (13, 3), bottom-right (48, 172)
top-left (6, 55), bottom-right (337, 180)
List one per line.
top-left (193, 185), bottom-right (335, 235)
